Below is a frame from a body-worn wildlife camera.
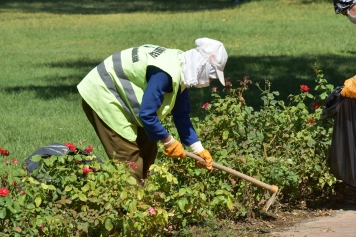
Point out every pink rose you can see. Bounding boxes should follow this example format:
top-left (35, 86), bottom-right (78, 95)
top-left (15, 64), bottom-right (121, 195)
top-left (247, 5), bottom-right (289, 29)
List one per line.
top-left (129, 162), bottom-right (138, 169)
top-left (82, 167), bottom-right (93, 173)
top-left (201, 102), bottom-right (210, 109)
top-left (149, 206), bottom-right (156, 215)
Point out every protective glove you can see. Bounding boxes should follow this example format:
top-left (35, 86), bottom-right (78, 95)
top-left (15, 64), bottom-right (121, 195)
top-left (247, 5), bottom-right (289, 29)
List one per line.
top-left (164, 137), bottom-right (186, 159)
top-left (341, 77), bottom-right (356, 98)
top-left (190, 141), bottom-right (214, 171)
top-left (196, 150), bottom-right (214, 171)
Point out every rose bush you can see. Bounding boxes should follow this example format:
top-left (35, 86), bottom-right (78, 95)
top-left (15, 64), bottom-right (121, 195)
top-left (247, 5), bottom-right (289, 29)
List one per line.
top-left (158, 65), bottom-right (337, 220)
top-left (0, 143), bottom-right (179, 236)
top-left (0, 66), bottom-right (339, 236)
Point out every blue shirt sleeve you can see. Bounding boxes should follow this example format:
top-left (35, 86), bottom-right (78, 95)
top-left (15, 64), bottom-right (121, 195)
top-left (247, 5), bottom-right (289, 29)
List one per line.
top-left (140, 66), bottom-right (199, 145)
top-left (140, 66), bottom-right (170, 141)
top-left (171, 89), bottom-right (199, 146)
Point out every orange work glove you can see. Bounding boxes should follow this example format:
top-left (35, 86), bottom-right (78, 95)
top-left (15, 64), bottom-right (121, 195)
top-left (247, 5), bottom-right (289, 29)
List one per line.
top-left (164, 137), bottom-right (186, 159)
top-left (341, 77), bottom-right (356, 98)
top-left (195, 150), bottom-right (214, 171)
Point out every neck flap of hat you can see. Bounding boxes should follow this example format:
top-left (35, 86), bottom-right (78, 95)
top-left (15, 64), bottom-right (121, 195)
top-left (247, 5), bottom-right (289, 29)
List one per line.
top-left (179, 49), bottom-right (215, 88)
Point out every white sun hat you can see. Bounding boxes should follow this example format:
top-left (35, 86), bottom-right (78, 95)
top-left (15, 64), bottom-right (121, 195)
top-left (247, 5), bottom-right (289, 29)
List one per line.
top-left (195, 37), bottom-right (228, 86)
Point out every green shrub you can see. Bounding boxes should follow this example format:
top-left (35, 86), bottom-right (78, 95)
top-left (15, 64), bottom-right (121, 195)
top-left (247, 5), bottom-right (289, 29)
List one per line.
top-left (0, 66), bottom-right (339, 236)
top-left (0, 144), bottom-right (174, 236)
top-left (158, 65), bottom-right (337, 218)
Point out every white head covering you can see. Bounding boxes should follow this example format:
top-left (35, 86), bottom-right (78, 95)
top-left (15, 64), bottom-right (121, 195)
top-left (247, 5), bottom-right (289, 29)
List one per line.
top-left (179, 38), bottom-right (228, 88)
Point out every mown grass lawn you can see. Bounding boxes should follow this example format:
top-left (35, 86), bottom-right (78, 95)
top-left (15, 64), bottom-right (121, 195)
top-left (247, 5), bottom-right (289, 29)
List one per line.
top-left (2, 0), bottom-right (353, 160)
top-left (1, 0), bottom-right (355, 235)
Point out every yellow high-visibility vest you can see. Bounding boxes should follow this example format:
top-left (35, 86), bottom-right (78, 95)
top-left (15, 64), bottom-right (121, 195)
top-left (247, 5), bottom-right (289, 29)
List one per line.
top-left (77, 45), bottom-right (184, 141)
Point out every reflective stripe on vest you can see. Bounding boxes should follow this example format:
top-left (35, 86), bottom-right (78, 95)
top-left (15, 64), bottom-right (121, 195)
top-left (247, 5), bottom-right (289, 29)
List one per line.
top-left (97, 52), bottom-right (140, 126)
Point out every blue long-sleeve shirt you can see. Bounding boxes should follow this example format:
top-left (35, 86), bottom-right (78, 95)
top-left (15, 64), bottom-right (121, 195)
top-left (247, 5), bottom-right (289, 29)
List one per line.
top-left (139, 66), bottom-right (199, 146)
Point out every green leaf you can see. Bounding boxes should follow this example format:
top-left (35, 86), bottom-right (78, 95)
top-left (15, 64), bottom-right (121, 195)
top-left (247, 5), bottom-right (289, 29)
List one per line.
top-left (65, 186), bottom-right (73, 192)
top-left (306, 93), bottom-right (314, 99)
top-left (47, 185), bottom-right (56, 191)
top-left (200, 193), bottom-right (207, 201)
top-left (120, 191), bottom-right (128, 200)
top-left (13, 202), bottom-right (21, 212)
top-left (178, 188), bottom-right (186, 196)
top-left (81, 184), bottom-right (90, 193)
top-left (222, 130), bottom-right (229, 140)
top-left (18, 194), bottom-right (26, 206)
top-left (177, 199), bottom-right (187, 211)
top-left (104, 202), bottom-right (112, 210)
top-left (28, 177), bottom-right (40, 185)
top-left (297, 103), bottom-right (305, 109)
top-left (137, 190), bottom-right (144, 200)
top-left (41, 183), bottom-right (48, 189)
top-left (7, 205), bottom-right (17, 214)
top-left (105, 218), bottom-right (113, 231)
top-left (129, 201), bottom-right (137, 213)
top-left (166, 174), bottom-right (173, 182)
top-left (30, 155), bottom-right (42, 162)
top-left (182, 219), bottom-right (187, 227)
top-left (27, 203), bottom-right (35, 209)
top-left (35, 196), bottom-right (42, 207)
top-left (79, 193), bottom-right (87, 202)
top-left (127, 177), bottom-right (137, 185)
top-left (226, 199), bottom-right (233, 210)
top-left (0, 208), bottom-right (6, 219)
top-left (320, 92), bottom-right (328, 100)
top-left (58, 156), bottom-right (65, 164)
top-left (90, 181), bottom-right (96, 190)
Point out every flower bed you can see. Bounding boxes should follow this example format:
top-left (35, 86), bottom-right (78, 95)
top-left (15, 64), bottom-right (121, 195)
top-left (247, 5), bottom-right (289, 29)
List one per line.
top-left (0, 66), bottom-right (337, 236)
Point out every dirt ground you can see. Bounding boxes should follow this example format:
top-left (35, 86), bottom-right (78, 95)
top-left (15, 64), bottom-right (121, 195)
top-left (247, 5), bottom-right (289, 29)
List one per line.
top-left (271, 207), bottom-right (356, 237)
top-left (190, 183), bottom-right (356, 237)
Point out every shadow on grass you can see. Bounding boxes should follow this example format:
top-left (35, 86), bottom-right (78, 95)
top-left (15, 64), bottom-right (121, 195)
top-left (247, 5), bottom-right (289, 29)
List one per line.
top-left (4, 84), bottom-right (80, 100)
top-left (3, 53), bottom-right (355, 116)
top-left (0, 0), bottom-right (238, 14)
top-left (0, 0), bottom-right (333, 14)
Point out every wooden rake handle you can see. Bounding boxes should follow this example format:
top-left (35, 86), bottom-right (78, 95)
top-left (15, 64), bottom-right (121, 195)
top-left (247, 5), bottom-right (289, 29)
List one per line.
top-left (185, 151), bottom-right (278, 211)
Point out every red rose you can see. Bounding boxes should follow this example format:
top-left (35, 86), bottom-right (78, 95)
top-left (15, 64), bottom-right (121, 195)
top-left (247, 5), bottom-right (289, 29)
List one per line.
top-left (300, 84), bottom-right (310, 92)
top-left (308, 118), bottom-right (315, 123)
top-left (0, 188), bottom-right (10, 197)
top-left (82, 167), bottom-right (93, 173)
top-left (313, 102), bottom-right (322, 110)
top-left (84, 146), bottom-right (94, 153)
top-left (65, 143), bottom-right (76, 152)
top-left (20, 191), bottom-right (26, 195)
top-left (0, 149), bottom-right (10, 156)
